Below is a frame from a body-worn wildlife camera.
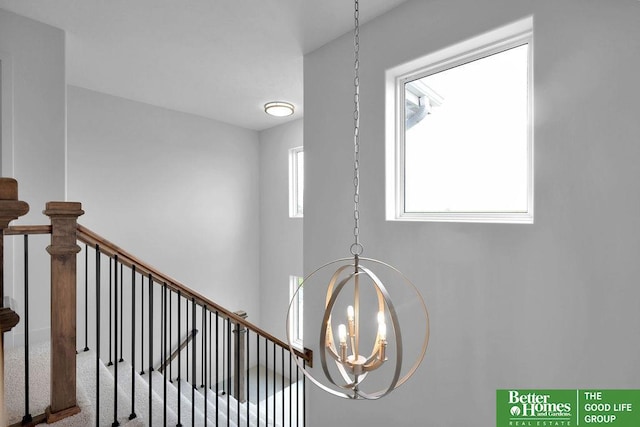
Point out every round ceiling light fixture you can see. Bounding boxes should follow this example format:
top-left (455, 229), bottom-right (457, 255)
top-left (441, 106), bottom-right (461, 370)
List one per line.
top-left (264, 101), bottom-right (294, 117)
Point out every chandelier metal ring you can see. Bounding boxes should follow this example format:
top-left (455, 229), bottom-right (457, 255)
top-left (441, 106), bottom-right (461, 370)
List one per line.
top-left (286, 257), bottom-right (430, 400)
top-left (349, 242), bottom-right (364, 256)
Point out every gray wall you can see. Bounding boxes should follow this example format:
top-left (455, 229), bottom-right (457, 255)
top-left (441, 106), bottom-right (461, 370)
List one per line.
top-left (0, 8), bottom-right (66, 345)
top-left (304, 0), bottom-right (640, 425)
top-left (0, 8), bottom-right (66, 208)
top-left (67, 86), bottom-right (261, 319)
top-left (259, 118), bottom-right (303, 341)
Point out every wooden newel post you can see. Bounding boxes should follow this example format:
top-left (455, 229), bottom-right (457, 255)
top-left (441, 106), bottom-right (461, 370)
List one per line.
top-left (44, 201), bottom-right (84, 423)
top-left (233, 310), bottom-right (248, 403)
top-left (0, 178), bottom-right (29, 426)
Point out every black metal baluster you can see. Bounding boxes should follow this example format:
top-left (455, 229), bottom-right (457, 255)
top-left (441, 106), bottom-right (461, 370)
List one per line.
top-left (201, 310), bottom-right (205, 389)
top-left (236, 320), bottom-right (240, 427)
top-left (289, 352), bottom-right (292, 427)
top-left (169, 288), bottom-right (173, 383)
top-left (186, 297), bottom-right (189, 389)
top-left (256, 334), bottom-right (260, 426)
top-left (163, 283), bottom-right (168, 427)
top-left (161, 286), bottom-right (164, 371)
top-left (303, 360), bottom-right (306, 427)
top-left (208, 311), bottom-right (212, 393)
top-left (148, 273), bottom-right (154, 427)
top-left (177, 290), bottom-right (182, 427)
top-left (119, 263), bottom-right (124, 363)
top-left (272, 342), bottom-right (276, 426)
top-left (113, 255), bottom-right (120, 427)
top-left (140, 273), bottom-right (145, 376)
top-left (222, 317), bottom-right (226, 397)
top-left (96, 245), bottom-right (101, 427)
top-left (203, 305), bottom-right (208, 427)
top-left (246, 330), bottom-right (250, 427)
top-left (84, 243), bottom-right (89, 352)
top-left (227, 319), bottom-right (231, 427)
top-left (296, 356), bottom-right (299, 427)
top-left (282, 347), bottom-right (285, 427)
top-left (215, 311), bottom-right (219, 427)
top-left (108, 258), bottom-right (113, 366)
top-left (191, 298), bottom-right (196, 427)
top-left (22, 235), bottom-right (32, 425)
top-left (265, 336), bottom-right (268, 427)
top-left (129, 265), bottom-right (137, 421)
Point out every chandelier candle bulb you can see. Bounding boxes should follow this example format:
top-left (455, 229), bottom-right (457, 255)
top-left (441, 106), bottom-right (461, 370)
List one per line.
top-left (347, 305), bottom-right (356, 336)
top-left (379, 340), bottom-right (387, 362)
top-left (338, 324), bottom-right (349, 361)
top-left (338, 324), bottom-right (347, 344)
top-left (378, 321), bottom-right (388, 360)
top-left (340, 343), bottom-right (348, 362)
top-left (378, 321), bottom-right (387, 342)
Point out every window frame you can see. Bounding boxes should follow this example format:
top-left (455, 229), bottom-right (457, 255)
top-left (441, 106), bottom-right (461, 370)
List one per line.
top-left (385, 17), bottom-right (534, 224)
top-left (288, 275), bottom-right (304, 350)
top-left (288, 146), bottom-right (304, 218)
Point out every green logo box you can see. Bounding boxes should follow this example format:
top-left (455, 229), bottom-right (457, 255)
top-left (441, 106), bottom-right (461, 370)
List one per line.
top-left (497, 389), bottom-right (640, 427)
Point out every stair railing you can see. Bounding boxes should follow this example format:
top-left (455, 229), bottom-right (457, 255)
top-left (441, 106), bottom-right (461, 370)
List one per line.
top-left (3, 224), bottom-right (52, 426)
top-left (77, 224), bottom-right (313, 426)
top-left (1, 179), bottom-right (313, 426)
top-left (3, 201), bottom-right (83, 426)
top-left (0, 178), bottom-right (30, 426)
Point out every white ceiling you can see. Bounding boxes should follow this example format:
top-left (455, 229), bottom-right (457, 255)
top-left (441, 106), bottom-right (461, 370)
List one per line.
top-left (0, 0), bottom-right (408, 131)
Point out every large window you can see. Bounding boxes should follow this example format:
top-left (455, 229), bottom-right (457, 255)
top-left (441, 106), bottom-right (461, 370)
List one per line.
top-left (385, 17), bottom-right (533, 223)
top-left (288, 275), bottom-right (304, 349)
top-left (289, 147), bottom-right (304, 218)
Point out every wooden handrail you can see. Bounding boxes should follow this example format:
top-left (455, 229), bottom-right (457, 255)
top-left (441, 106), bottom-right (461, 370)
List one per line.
top-left (76, 224), bottom-right (313, 365)
top-left (4, 221), bottom-right (314, 365)
top-left (5, 225), bottom-right (51, 236)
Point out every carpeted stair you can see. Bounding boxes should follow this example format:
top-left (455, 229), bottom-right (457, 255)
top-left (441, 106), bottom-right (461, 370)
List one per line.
top-left (4, 341), bottom-right (297, 426)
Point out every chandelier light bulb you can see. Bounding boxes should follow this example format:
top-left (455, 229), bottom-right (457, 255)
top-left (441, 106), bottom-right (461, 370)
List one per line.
top-left (347, 305), bottom-right (356, 337)
top-left (377, 311), bottom-right (385, 325)
top-left (378, 321), bottom-right (387, 341)
top-left (338, 324), bottom-right (348, 344)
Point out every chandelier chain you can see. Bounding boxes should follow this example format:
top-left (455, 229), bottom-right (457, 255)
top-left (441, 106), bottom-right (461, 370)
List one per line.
top-left (351, 0), bottom-right (363, 257)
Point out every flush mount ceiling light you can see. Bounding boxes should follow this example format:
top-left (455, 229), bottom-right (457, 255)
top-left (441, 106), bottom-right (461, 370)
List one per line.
top-left (287, 0), bottom-right (429, 400)
top-left (264, 101), bottom-right (294, 117)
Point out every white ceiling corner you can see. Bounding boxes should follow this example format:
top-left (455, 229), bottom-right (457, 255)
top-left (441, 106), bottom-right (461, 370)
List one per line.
top-left (0, 0), bottom-right (409, 131)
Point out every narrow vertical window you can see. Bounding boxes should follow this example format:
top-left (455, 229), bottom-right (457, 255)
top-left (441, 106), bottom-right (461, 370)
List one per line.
top-left (289, 146), bottom-right (304, 218)
top-left (289, 275), bottom-right (304, 349)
